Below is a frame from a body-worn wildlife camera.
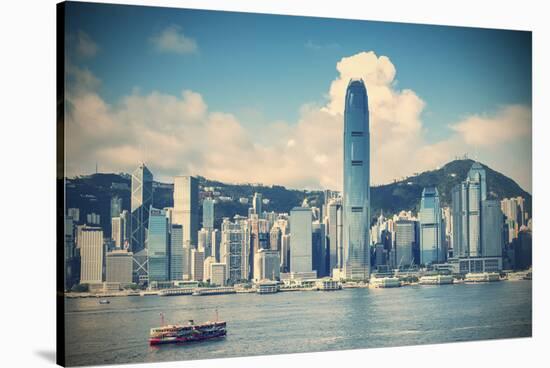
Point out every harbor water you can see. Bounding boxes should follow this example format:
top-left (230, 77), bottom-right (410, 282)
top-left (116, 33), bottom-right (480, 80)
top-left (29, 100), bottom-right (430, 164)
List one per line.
top-left (65, 280), bottom-right (532, 366)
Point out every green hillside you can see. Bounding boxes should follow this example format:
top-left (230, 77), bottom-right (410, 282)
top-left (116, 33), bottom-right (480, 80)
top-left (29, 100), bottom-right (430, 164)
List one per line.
top-left (64, 159), bottom-right (531, 235)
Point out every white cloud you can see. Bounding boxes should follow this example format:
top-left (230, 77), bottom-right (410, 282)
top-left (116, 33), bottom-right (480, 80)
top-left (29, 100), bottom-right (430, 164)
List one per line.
top-left (451, 104), bottom-right (531, 147)
top-left (150, 25), bottom-right (197, 54)
top-left (75, 30), bottom-right (99, 58)
top-left (65, 51), bottom-right (532, 192)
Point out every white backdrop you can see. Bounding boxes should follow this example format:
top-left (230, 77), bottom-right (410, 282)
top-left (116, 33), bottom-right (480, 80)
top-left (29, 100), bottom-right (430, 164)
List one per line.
top-left (0, 0), bottom-right (548, 367)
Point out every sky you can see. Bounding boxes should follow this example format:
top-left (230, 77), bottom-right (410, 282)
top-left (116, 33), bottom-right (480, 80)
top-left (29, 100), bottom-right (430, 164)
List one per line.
top-left (64, 2), bottom-right (532, 192)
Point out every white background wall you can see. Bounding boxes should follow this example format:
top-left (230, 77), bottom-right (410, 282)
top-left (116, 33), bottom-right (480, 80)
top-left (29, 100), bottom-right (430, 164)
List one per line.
top-left (1, 0), bottom-right (548, 367)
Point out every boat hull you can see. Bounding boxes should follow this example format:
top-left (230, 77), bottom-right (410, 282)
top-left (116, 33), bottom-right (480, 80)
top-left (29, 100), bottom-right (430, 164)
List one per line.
top-left (149, 330), bottom-right (226, 345)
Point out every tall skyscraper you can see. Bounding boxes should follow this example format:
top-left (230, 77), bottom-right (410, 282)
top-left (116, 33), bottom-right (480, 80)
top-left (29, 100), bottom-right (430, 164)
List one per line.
top-left (212, 229), bottom-right (221, 262)
top-left (395, 220), bottom-right (416, 267)
top-left (210, 263), bottom-right (227, 286)
top-left (342, 79), bottom-right (370, 280)
top-left (266, 211), bottom-right (278, 232)
top-left (198, 228), bottom-right (211, 256)
top-left (173, 176), bottom-right (198, 247)
top-left (221, 218), bottom-right (246, 282)
top-left (79, 226), bottom-right (104, 284)
top-left (501, 196), bottom-right (526, 228)
top-left (325, 198), bottom-right (341, 273)
top-left (64, 216), bottom-right (75, 289)
top-left (202, 198), bottom-right (215, 230)
top-left (110, 195), bottom-right (123, 219)
top-left (106, 249), bottom-right (133, 284)
top-left (280, 233), bottom-right (291, 273)
top-left (451, 162), bottom-right (503, 273)
top-left (482, 200), bottom-right (504, 258)
top-left (290, 207), bottom-right (313, 273)
top-left (248, 215), bottom-right (270, 277)
top-left (253, 249), bottom-right (280, 281)
top-left (252, 192), bottom-right (263, 216)
top-left (452, 165), bottom-right (483, 258)
top-left (419, 187), bottom-right (443, 265)
top-left (119, 210), bottom-right (130, 248)
top-left (147, 208), bottom-right (169, 282)
top-left (270, 225), bottom-right (281, 251)
top-left (111, 217), bottom-right (123, 248)
top-left (442, 207), bottom-right (453, 256)
top-left (130, 163), bottom-right (153, 254)
top-left (312, 221), bottom-right (327, 277)
top-left (190, 249), bottom-right (205, 281)
top-left (203, 256), bottom-right (216, 282)
top-left (468, 162), bottom-right (487, 201)
top-left (170, 224), bottom-right (184, 280)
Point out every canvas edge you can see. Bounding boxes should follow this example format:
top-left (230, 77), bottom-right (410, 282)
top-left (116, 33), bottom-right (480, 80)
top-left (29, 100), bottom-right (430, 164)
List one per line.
top-left (56, 1), bottom-right (66, 367)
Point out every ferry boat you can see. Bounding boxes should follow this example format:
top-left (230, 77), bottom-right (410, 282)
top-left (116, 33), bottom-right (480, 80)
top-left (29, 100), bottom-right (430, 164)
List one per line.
top-left (419, 275), bottom-right (454, 285)
top-left (464, 272), bottom-right (500, 283)
top-left (370, 277), bottom-right (401, 288)
top-left (256, 281), bottom-right (279, 294)
top-left (98, 299), bottom-right (110, 304)
top-left (149, 313), bottom-right (226, 345)
top-left (158, 288), bottom-right (194, 297)
top-left (315, 279), bottom-right (341, 291)
top-left (191, 287), bottom-right (236, 296)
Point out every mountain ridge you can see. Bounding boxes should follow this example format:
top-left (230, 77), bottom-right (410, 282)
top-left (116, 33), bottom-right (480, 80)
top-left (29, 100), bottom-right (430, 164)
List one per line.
top-left (64, 159), bottom-right (531, 235)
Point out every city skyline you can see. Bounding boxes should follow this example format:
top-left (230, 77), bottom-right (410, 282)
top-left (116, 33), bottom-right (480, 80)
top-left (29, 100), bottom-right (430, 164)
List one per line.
top-left (64, 3), bottom-right (532, 193)
top-left (56, 3), bottom-right (534, 367)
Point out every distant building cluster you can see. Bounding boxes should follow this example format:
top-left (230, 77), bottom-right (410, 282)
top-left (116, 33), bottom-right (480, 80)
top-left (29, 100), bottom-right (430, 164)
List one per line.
top-left (368, 163), bottom-right (532, 276)
top-left (62, 79), bottom-right (532, 292)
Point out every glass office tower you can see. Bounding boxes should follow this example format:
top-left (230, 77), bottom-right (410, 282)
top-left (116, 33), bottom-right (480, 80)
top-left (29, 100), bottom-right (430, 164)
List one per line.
top-left (147, 207), bottom-right (169, 282)
top-left (130, 163), bottom-right (153, 254)
top-left (419, 187), bottom-right (443, 264)
top-left (173, 176), bottom-right (199, 247)
top-left (342, 79), bottom-right (370, 280)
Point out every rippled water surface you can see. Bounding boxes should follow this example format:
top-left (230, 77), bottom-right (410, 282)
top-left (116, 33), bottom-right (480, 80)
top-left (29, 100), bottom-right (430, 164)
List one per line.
top-left (65, 281), bottom-right (532, 366)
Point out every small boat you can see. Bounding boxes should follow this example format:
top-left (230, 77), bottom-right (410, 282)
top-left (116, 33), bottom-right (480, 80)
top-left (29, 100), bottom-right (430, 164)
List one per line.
top-left (149, 312), bottom-right (226, 345)
top-left (99, 299), bottom-right (110, 304)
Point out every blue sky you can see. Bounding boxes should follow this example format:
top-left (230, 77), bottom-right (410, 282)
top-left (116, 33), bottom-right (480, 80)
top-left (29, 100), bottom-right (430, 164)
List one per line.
top-left (64, 2), bottom-right (532, 192)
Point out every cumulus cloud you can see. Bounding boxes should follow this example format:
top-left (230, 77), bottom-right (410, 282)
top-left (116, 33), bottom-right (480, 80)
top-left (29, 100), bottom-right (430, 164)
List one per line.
top-left (75, 30), bottom-right (99, 58)
top-left (451, 105), bottom-right (531, 147)
top-left (322, 51), bottom-right (426, 186)
top-left (150, 25), bottom-right (197, 54)
top-left (65, 50), bottom-right (532, 192)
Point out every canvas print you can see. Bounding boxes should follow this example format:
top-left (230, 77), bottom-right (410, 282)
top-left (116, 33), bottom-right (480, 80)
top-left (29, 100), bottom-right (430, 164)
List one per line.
top-left (57, 1), bottom-right (533, 366)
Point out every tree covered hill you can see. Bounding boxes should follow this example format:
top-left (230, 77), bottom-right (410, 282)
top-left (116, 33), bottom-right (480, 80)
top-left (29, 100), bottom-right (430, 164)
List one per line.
top-left (64, 159), bottom-right (531, 235)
